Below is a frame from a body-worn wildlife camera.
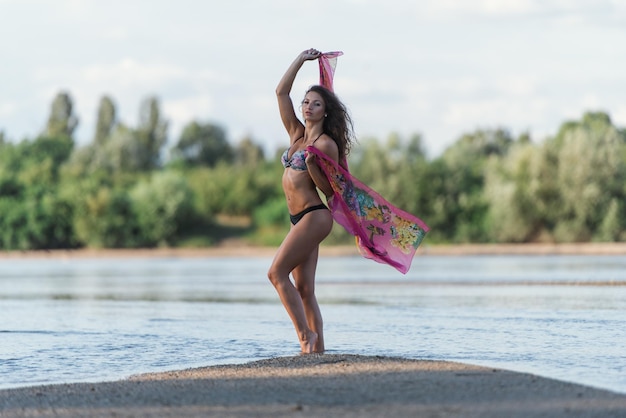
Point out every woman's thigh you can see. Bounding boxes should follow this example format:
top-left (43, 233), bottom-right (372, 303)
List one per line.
top-left (270, 209), bottom-right (333, 277)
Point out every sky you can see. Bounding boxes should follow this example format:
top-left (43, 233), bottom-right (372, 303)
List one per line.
top-left (1, 0), bottom-right (625, 157)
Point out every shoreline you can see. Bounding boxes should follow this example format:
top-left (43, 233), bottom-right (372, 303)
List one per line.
top-left (1, 354), bottom-right (625, 417)
top-left (1, 242), bottom-right (626, 259)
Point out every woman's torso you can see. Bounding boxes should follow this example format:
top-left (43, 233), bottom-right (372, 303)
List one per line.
top-left (281, 136), bottom-right (325, 214)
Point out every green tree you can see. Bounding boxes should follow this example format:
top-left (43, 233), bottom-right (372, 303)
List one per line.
top-left (20, 190), bottom-right (76, 250)
top-left (0, 129), bottom-right (76, 250)
top-left (45, 91), bottom-right (79, 138)
top-left (351, 136), bottom-right (393, 190)
top-left (0, 135), bottom-right (73, 195)
top-left (130, 171), bottom-right (194, 246)
top-left (485, 112), bottom-right (626, 243)
top-left (99, 124), bottom-right (146, 172)
top-left (184, 166), bottom-right (221, 221)
top-left (94, 95), bottom-right (117, 145)
top-left (71, 183), bottom-right (140, 248)
top-left (552, 112), bottom-right (626, 241)
top-left (428, 128), bottom-right (514, 242)
top-left (0, 181), bottom-right (75, 250)
top-left (0, 197), bottom-right (29, 249)
top-left (235, 136), bottom-right (265, 166)
top-left (135, 96), bottom-right (168, 170)
top-left (597, 199), bottom-right (624, 242)
top-left (0, 141), bottom-right (24, 198)
top-left (395, 134), bottom-right (430, 220)
top-left (27, 135), bottom-right (74, 175)
top-left (172, 121), bottom-right (233, 167)
top-left (484, 141), bottom-right (545, 242)
top-left (66, 95), bottom-right (165, 175)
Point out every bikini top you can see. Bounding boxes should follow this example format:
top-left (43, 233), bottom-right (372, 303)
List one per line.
top-left (281, 148), bottom-right (307, 171)
top-left (281, 133), bottom-right (324, 171)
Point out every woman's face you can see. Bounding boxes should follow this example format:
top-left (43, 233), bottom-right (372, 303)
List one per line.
top-left (301, 91), bottom-right (326, 123)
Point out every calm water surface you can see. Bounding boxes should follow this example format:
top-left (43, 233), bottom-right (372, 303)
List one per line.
top-left (1, 254), bottom-right (625, 393)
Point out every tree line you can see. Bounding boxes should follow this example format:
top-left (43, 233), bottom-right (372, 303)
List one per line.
top-left (0, 91), bottom-right (624, 251)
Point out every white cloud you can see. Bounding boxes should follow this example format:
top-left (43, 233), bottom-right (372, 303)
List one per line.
top-left (405, 0), bottom-right (625, 25)
top-left (430, 0), bottom-right (539, 16)
top-left (494, 75), bottom-right (538, 97)
top-left (163, 96), bottom-right (215, 141)
top-left (579, 94), bottom-right (603, 110)
top-left (613, 106), bottom-right (626, 126)
top-left (81, 59), bottom-right (186, 87)
top-left (437, 78), bottom-right (484, 96)
top-left (443, 99), bottom-right (504, 127)
top-left (100, 27), bottom-right (129, 41)
top-left (441, 96), bottom-right (552, 137)
top-left (0, 102), bottom-right (16, 118)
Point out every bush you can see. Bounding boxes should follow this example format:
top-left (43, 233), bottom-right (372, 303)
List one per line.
top-left (73, 186), bottom-right (140, 248)
top-left (130, 171), bottom-right (194, 246)
top-left (252, 197), bottom-right (288, 227)
top-left (0, 197), bottom-right (29, 250)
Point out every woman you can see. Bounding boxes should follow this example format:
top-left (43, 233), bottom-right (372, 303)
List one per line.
top-left (267, 48), bottom-right (355, 354)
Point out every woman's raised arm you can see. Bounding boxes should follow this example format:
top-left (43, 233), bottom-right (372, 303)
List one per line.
top-left (276, 49), bottom-right (320, 139)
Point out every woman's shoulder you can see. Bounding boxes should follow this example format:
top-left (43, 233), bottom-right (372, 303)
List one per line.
top-left (314, 135), bottom-right (339, 160)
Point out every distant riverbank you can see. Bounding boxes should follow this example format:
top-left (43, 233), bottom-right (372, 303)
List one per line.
top-left (1, 242), bottom-right (626, 259)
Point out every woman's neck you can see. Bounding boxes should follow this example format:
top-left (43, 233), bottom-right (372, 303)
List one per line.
top-left (304, 122), bottom-right (324, 143)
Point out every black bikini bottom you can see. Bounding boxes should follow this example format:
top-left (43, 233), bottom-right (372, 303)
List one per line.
top-left (290, 204), bottom-right (328, 225)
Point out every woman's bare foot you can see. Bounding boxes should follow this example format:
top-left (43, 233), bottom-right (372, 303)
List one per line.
top-left (300, 331), bottom-right (318, 354)
top-left (311, 333), bottom-right (324, 353)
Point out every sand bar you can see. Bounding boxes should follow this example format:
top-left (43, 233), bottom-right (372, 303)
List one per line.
top-left (1, 354), bottom-right (625, 417)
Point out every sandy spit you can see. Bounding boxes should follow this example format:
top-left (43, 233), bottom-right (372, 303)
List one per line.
top-left (1, 354), bottom-right (625, 418)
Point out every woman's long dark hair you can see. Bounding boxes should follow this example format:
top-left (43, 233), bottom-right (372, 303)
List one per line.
top-left (306, 85), bottom-right (355, 161)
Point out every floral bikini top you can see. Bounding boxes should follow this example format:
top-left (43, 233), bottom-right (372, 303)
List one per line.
top-left (281, 148), bottom-right (308, 171)
top-left (281, 133), bottom-right (323, 171)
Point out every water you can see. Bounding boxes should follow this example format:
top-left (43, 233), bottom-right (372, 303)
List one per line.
top-left (1, 254), bottom-right (625, 394)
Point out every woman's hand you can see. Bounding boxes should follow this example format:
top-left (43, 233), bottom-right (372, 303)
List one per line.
top-left (301, 48), bottom-right (321, 61)
top-left (305, 150), bottom-right (317, 167)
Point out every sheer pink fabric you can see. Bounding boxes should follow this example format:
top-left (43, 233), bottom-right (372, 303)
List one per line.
top-left (318, 51), bottom-right (343, 92)
top-left (310, 51), bottom-right (429, 273)
top-left (307, 146), bottom-right (429, 274)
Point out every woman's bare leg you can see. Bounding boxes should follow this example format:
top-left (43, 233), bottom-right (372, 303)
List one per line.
top-left (293, 246), bottom-right (325, 352)
top-left (267, 209), bottom-right (332, 353)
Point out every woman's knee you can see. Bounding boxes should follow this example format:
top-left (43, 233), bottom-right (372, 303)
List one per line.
top-left (267, 267), bottom-right (287, 288)
top-left (267, 268), bottom-right (278, 285)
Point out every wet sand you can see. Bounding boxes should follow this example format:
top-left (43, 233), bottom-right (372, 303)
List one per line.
top-left (1, 354), bottom-right (625, 417)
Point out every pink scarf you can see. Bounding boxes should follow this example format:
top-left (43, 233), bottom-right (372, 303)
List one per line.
top-left (307, 146), bottom-right (429, 274)
top-left (312, 51), bottom-right (429, 273)
top-left (318, 51), bottom-right (343, 92)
